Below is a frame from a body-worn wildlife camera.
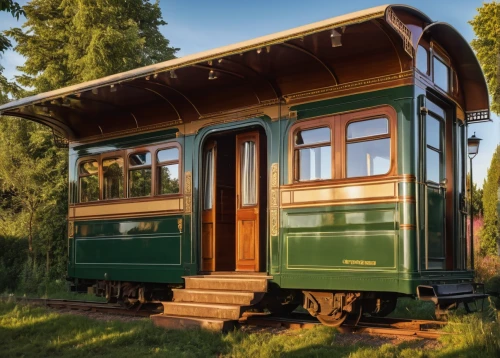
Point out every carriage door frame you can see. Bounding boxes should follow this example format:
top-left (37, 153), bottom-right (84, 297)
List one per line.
top-left (419, 94), bottom-right (452, 270)
top-left (201, 141), bottom-right (217, 271)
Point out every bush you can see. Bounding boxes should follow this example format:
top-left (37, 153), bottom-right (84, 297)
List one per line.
top-left (17, 258), bottom-right (46, 295)
top-left (0, 236), bottom-right (28, 291)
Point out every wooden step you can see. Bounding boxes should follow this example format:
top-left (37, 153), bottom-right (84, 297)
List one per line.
top-left (162, 302), bottom-right (246, 320)
top-left (172, 288), bottom-right (264, 305)
top-left (151, 314), bottom-right (235, 332)
top-left (183, 276), bottom-right (268, 292)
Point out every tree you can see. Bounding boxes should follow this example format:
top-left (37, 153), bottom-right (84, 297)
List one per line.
top-left (0, 0), bottom-right (24, 53)
top-left (470, 2), bottom-right (500, 113)
top-left (6, 0), bottom-right (179, 93)
top-left (0, 1), bottom-right (24, 103)
top-left (467, 173), bottom-right (484, 217)
top-left (480, 145), bottom-right (500, 256)
top-left (0, 118), bottom-right (67, 263)
top-left (0, 0), bottom-right (179, 286)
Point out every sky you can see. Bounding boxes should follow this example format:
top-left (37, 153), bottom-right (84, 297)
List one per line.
top-left (0, 0), bottom-right (498, 186)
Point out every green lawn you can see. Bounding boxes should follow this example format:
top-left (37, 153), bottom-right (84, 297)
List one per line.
top-left (1, 300), bottom-right (499, 358)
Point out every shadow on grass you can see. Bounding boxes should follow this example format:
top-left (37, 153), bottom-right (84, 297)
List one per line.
top-left (1, 302), bottom-right (500, 358)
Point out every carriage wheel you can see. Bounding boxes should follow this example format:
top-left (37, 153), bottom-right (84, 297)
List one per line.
top-left (317, 301), bottom-right (363, 327)
top-left (316, 310), bottom-right (349, 327)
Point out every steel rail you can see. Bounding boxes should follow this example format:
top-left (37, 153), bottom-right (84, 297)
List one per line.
top-left (2, 297), bottom-right (158, 317)
top-left (243, 313), bottom-right (448, 339)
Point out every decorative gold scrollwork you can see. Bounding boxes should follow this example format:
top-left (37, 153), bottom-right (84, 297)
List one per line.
top-left (270, 163), bottom-right (279, 236)
top-left (68, 221), bottom-right (74, 238)
top-left (177, 218), bottom-right (183, 233)
top-left (185, 171), bottom-right (192, 213)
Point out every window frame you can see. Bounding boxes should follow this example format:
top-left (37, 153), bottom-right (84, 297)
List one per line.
top-left (155, 144), bottom-right (182, 196)
top-left (344, 117), bottom-right (392, 178)
top-left (416, 40), bottom-right (457, 96)
top-left (288, 106), bottom-right (397, 184)
top-left (101, 154), bottom-right (126, 201)
top-left (127, 151), bottom-right (153, 198)
top-left (78, 157), bottom-right (100, 203)
top-left (75, 141), bottom-right (182, 204)
top-left (290, 117), bottom-right (334, 183)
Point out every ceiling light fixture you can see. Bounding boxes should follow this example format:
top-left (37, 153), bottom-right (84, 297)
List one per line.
top-left (208, 69), bottom-right (217, 80)
top-left (330, 29), bottom-right (342, 47)
top-left (170, 70), bottom-right (177, 79)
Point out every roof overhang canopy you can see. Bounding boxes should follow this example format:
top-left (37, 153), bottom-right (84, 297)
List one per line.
top-left (0, 4), bottom-right (490, 142)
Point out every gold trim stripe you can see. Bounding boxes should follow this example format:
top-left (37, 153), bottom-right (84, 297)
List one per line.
top-left (71, 198), bottom-right (183, 219)
top-left (282, 182), bottom-right (396, 206)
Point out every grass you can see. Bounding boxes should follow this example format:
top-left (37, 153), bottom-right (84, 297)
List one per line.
top-left (1, 300), bottom-right (499, 358)
top-left (1, 279), bottom-right (106, 302)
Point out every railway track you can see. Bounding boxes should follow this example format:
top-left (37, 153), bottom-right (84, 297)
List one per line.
top-left (243, 313), bottom-right (448, 339)
top-left (4, 297), bottom-right (447, 338)
top-left (2, 297), bottom-right (159, 317)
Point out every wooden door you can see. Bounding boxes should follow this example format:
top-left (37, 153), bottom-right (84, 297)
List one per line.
top-left (235, 132), bottom-right (260, 271)
top-left (202, 141), bottom-right (216, 271)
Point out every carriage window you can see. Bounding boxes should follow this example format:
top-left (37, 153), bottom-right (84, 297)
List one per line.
top-left (417, 45), bottom-right (428, 74)
top-left (346, 118), bottom-right (390, 178)
top-left (103, 157), bottom-right (124, 199)
top-left (294, 127), bottom-right (331, 181)
top-left (157, 148), bottom-right (180, 195)
top-left (128, 152), bottom-right (152, 198)
top-left (433, 57), bottom-right (449, 92)
top-left (79, 160), bottom-right (99, 202)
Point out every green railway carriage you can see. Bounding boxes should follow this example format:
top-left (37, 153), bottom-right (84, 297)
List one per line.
top-left (0, 5), bottom-right (491, 325)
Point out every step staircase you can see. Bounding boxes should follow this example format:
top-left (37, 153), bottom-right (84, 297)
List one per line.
top-left (151, 274), bottom-right (271, 331)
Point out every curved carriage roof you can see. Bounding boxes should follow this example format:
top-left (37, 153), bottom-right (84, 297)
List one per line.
top-left (0, 4), bottom-right (490, 142)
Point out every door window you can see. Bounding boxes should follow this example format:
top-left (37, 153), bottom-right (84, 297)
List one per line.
top-left (203, 148), bottom-right (214, 210)
top-left (425, 115), bottom-right (443, 184)
top-left (240, 141), bottom-right (257, 206)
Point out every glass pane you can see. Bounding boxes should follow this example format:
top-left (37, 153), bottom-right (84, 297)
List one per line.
top-left (295, 127), bottom-right (330, 146)
top-left (426, 116), bottom-right (441, 149)
top-left (347, 138), bottom-right (390, 177)
top-left (203, 150), bottom-right (214, 209)
top-left (416, 45), bottom-right (428, 74)
top-left (129, 152), bottom-right (151, 166)
top-left (80, 160), bottom-right (98, 175)
top-left (159, 164), bottom-right (179, 195)
top-left (157, 148), bottom-right (179, 163)
top-left (129, 168), bottom-right (152, 197)
top-left (80, 175), bottom-right (99, 202)
top-left (426, 148), bottom-right (441, 183)
top-left (347, 118), bottom-right (388, 140)
top-left (433, 57), bottom-right (449, 91)
top-left (103, 158), bottom-right (124, 199)
top-left (298, 146), bottom-right (331, 181)
top-left (241, 141), bottom-right (257, 206)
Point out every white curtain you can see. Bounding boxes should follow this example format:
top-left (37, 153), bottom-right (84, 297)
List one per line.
top-left (241, 141), bottom-right (257, 206)
top-left (203, 149), bottom-right (214, 210)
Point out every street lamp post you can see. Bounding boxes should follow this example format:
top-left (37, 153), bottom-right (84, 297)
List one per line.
top-left (467, 132), bottom-right (482, 270)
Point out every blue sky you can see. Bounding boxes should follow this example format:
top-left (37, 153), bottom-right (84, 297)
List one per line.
top-left (1, 0), bottom-right (498, 185)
